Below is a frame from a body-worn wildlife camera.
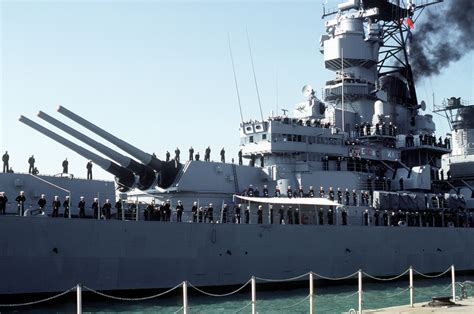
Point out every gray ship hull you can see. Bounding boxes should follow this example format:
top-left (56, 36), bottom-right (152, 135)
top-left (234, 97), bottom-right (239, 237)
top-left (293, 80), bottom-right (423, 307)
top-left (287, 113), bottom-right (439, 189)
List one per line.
top-left (1, 217), bottom-right (473, 295)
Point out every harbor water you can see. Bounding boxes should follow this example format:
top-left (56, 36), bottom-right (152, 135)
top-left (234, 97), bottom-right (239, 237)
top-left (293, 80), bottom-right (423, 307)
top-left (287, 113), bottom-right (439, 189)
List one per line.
top-left (2, 274), bottom-right (473, 313)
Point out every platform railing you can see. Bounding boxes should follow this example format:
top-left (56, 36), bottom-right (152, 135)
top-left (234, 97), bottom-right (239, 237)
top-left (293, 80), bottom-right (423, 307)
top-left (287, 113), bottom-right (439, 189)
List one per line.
top-left (0, 265), bottom-right (470, 314)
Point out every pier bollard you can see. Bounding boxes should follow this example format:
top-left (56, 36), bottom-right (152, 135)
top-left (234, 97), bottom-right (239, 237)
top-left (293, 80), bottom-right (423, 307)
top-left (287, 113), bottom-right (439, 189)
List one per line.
top-left (451, 265), bottom-right (456, 302)
top-left (309, 272), bottom-right (314, 314)
top-left (409, 266), bottom-right (414, 307)
top-left (251, 276), bottom-right (256, 314)
top-left (358, 270), bottom-right (362, 314)
top-left (182, 281), bottom-right (188, 314)
top-left (76, 284), bottom-right (82, 314)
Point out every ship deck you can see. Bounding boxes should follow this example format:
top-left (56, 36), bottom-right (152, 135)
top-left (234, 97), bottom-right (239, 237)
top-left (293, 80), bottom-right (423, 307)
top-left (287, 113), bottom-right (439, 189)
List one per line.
top-left (367, 297), bottom-right (474, 313)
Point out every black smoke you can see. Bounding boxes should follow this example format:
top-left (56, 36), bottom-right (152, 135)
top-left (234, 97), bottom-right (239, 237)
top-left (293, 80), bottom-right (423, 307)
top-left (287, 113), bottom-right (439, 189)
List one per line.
top-left (409, 0), bottom-right (474, 81)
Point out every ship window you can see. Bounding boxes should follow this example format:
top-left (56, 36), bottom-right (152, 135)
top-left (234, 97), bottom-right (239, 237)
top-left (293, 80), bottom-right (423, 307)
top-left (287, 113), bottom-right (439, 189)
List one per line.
top-left (262, 134), bottom-right (267, 140)
top-left (249, 136), bottom-right (254, 143)
top-left (255, 125), bottom-right (262, 131)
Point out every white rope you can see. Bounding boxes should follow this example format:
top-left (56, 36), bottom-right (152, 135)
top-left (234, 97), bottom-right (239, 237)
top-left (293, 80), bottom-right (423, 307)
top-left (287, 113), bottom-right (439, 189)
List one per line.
top-left (313, 270), bottom-right (359, 281)
top-left (255, 272), bottom-right (310, 282)
top-left (234, 301), bottom-right (252, 313)
top-left (363, 268), bottom-right (410, 281)
top-left (0, 287), bottom-right (75, 307)
top-left (82, 282), bottom-right (182, 301)
top-left (413, 266), bottom-right (451, 278)
top-left (188, 279), bottom-right (251, 297)
top-left (260, 294), bottom-right (310, 310)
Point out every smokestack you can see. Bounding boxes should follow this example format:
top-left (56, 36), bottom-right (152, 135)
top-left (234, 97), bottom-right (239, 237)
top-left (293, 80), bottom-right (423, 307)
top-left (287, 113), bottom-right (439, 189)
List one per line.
top-left (410, 0), bottom-right (474, 80)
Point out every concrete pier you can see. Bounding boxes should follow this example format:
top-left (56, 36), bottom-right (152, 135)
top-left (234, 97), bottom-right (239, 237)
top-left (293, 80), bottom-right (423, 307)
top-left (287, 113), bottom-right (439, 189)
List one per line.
top-left (366, 297), bottom-right (474, 313)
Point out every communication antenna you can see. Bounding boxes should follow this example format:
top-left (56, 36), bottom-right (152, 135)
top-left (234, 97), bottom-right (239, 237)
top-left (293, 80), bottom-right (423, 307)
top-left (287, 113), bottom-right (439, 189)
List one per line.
top-left (227, 33), bottom-right (245, 124)
top-left (341, 48), bottom-right (345, 133)
top-left (276, 69), bottom-right (279, 115)
top-left (246, 30), bottom-right (265, 122)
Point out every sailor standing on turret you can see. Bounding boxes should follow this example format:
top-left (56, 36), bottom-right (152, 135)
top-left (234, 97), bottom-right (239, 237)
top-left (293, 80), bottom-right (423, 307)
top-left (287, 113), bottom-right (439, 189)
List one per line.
top-left (62, 158), bottom-right (68, 174)
top-left (166, 151), bottom-right (170, 162)
top-left (238, 150), bottom-right (243, 165)
top-left (78, 196), bottom-right (86, 218)
top-left (189, 147), bottom-right (194, 161)
top-left (220, 148), bottom-right (225, 163)
top-left (86, 161), bottom-right (93, 180)
top-left (175, 147), bottom-right (180, 162)
top-left (28, 155), bottom-right (35, 174)
top-left (205, 146), bottom-right (211, 162)
top-left (2, 151), bottom-right (8, 173)
top-left (52, 196), bottom-right (60, 217)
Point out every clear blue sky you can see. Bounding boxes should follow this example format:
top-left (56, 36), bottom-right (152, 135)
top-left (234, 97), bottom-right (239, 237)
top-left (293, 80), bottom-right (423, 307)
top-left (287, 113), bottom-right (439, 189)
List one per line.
top-left (1, 0), bottom-right (472, 181)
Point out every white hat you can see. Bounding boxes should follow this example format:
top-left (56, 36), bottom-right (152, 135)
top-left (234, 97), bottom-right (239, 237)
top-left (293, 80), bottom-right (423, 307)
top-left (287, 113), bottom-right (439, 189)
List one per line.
top-left (178, 200), bottom-right (182, 204)
top-left (54, 196), bottom-right (58, 200)
top-left (209, 203), bottom-right (213, 206)
top-left (193, 201), bottom-right (197, 205)
top-left (41, 194), bottom-right (45, 197)
top-left (94, 197), bottom-right (98, 201)
top-left (20, 191), bottom-right (24, 194)
top-left (106, 199), bottom-right (110, 202)
top-left (80, 196), bottom-right (84, 199)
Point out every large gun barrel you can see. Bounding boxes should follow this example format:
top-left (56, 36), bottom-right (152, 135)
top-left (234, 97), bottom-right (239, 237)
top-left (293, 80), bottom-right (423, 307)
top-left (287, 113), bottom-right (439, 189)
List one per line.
top-left (19, 115), bottom-right (136, 191)
top-left (37, 111), bottom-right (156, 190)
top-left (57, 105), bottom-right (180, 188)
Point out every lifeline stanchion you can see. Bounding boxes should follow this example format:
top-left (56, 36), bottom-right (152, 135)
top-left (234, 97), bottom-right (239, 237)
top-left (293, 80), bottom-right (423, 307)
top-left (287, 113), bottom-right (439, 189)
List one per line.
top-left (182, 281), bottom-right (188, 314)
top-left (76, 284), bottom-right (82, 314)
top-left (358, 269), bottom-right (362, 314)
top-left (409, 266), bottom-right (414, 307)
top-left (309, 272), bottom-right (314, 314)
top-left (451, 265), bottom-right (456, 301)
top-left (251, 276), bottom-right (256, 314)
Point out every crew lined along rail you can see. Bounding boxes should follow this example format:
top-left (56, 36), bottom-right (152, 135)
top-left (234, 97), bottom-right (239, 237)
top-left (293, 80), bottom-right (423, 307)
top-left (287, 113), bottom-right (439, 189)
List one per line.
top-left (1, 266), bottom-right (473, 314)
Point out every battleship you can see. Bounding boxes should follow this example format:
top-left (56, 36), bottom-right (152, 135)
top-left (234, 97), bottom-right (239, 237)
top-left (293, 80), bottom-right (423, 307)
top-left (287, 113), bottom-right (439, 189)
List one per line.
top-left (1, 0), bottom-right (474, 295)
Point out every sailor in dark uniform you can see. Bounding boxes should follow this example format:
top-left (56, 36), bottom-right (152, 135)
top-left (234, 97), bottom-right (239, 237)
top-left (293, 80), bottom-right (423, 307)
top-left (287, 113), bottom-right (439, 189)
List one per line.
top-left (154, 202), bottom-right (161, 221)
top-left (205, 146), bottom-right (211, 162)
top-left (337, 188), bottom-right (342, 204)
top-left (145, 201), bottom-right (154, 221)
top-left (254, 187), bottom-right (260, 197)
top-left (318, 208), bottom-right (324, 225)
top-left (287, 186), bottom-right (292, 198)
top-left (165, 200), bottom-right (171, 221)
top-left (274, 186), bottom-right (281, 197)
top-left (102, 199), bottom-right (112, 219)
top-left (86, 161), bottom-right (93, 180)
top-left (52, 196), bottom-right (61, 217)
top-left (15, 191), bottom-right (26, 216)
top-left (309, 186), bottom-right (315, 197)
top-left (257, 205), bottom-right (263, 224)
top-left (278, 205), bottom-right (285, 224)
top-left (287, 206), bottom-right (293, 224)
top-left (238, 149), bottom-right (243, 165)
top-left (247, 185), bottom-right (254, 197)
top-left (269, 205), bottom-right (274, 224)
top-left (234, 204), bottom-right (241, 223)
top-left (244, 205), bottom-right (250, 224)
top-left (298, 186), bottom-right (304, 198)
top-left (37, 194), bottom-right (46, 215)
top-left (166, 151), bottom-right (170, 162)
top-left (198, 206), bottom-right (203, 223)
top-left (115, 199), bottom-right (122, 219)
top-left (328, 187), bottom-right (334, 201)
top-left (341, 209), bottom-right (347, 225)
top-left (345, 188), bottom-right (350, 205)
top-left (62, 158), bottom-right (68, 174)
top-left (28, 155), bottom-right (35, 174)
top-left (92, 197), bottom-right (99, 219)
top-left (176, 200), bottom-right (184, 222)
top-left (175, 147), bottom-right (180, 162)
top-left (222, 203), bottom-right (228, 223)
top-left (63, 196), bottom-right (70, 218)
top-left (294, 207), bottom-right (300, 224)
top-left (383, 210), bottom-right (388, 226)
top-left (327, 208), bottom-right (333, 225)
top-left (207, 203), bottom-right (214, 222)
top-left (263, 185), bottom-right (269, 197)
top-left (0, 192), bottom-right (7, 215)
top-left (189, 146), bottom-right (194, 161)
top-left (352, 189), bottom-right (357, 206)
top-left (319, 186), bottom-right (325, 198)
top-left (220, 148), bottom-right (225, 163)
top-left (2, 151), bottom-right (8, 173)
top-left (191, 201), bottom-right (198, 222)
top-left (374, 210), bottom-right (379, 226)
top-left (195, 152), bottom-right (200, 161)
top-left (78, 196), bottom-right (86, 218)
top-left (360, 190), bottom-right (365, 206)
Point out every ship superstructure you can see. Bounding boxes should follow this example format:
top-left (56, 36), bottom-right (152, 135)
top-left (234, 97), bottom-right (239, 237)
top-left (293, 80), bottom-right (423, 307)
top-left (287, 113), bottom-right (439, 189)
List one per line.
top-left (1, 0), bottom-right (473, 296)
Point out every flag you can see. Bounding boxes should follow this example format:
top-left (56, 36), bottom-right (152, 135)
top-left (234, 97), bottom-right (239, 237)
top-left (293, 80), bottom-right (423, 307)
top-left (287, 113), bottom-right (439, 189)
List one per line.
top-left (406, 17), bottom-right (414, 29)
